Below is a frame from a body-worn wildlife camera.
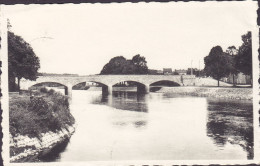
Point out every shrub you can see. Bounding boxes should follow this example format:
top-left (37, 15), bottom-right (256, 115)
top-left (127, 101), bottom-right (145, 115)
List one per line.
top-left (9, 91), bottom-right (75, 138)
top-left (47, 89), bottom-right (55, 95)
top-left (40, 87), bottom-right (48, 93)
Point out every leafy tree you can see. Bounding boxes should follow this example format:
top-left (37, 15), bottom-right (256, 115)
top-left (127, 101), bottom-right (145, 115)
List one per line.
top-left (131, 54), bottom-right (148, 74)
top-left (122, 60), bottom-right (135, 74)
top-left (100, 54), bottom-right (148, 74)
top-left (204, 46), bottom-right (230, 87)
top-left (235, 32), bottom-right (252, 78)
top-left (100, 56), bottom-right (131, 74)
top-left (226, 46), bottom-right (238, 56)
top-left (198, 69), bottom-right (206, 77)
top-left (225, 46), bottom-right (239, 86)
top-left (8, 31), bottom-right (40, 91)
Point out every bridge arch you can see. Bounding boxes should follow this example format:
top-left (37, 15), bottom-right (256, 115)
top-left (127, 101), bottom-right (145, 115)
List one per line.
top-left (72, 80), bottom-right (111, 94)
top-left (112, 80), bottom-right (146, 86)
top-left (72, 81), bottom-right (108, 89)
top-left (29, 81), bottom-right (69, 95)
top-left (112, 80), bottom-right (149, 93)
top-left (150, 80), bottom-right (181, 87)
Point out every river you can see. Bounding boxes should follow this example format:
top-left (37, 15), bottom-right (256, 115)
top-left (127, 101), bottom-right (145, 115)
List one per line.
top-left (40, 90), bottom-right (253, 161)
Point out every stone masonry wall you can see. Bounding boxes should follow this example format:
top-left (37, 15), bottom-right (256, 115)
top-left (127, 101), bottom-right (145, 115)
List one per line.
top-left (157, 87), bottom-right (252, 100)
top-left (10, 125), bottom-right (75, 162)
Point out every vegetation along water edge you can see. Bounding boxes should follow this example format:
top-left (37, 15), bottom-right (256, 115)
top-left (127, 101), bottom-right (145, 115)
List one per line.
top-left (9, 88), bottom-right (75, 162)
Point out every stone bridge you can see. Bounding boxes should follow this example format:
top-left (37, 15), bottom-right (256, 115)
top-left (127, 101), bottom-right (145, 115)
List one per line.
top-left (20, 74), bottom-right (196, 97)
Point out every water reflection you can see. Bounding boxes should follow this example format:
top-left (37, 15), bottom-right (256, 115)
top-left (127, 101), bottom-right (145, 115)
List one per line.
top-left (206, 99), bottom-right (253, 159)
top-left (37, 90), bottom-right (253, 161)
top-left (134, 120), bottom-right (147, 128)
top-left (38, 139), bottom-right (70, 162)
top-left (112, 120), bottom-right (147, 128)
top-left (91, 91), bottom-right (148, 113)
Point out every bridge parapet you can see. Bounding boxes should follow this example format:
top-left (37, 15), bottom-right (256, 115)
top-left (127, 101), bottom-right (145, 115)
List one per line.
top-left (20, 74), bottom-right (196, 92)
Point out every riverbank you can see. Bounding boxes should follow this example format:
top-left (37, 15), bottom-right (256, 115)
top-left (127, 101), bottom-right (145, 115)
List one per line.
top-left (154, 87), bottom-right (252, 100)
top-left (10, 125), bottom-right (75, 162)
top-left (9, 88), bottom-right (75, 162)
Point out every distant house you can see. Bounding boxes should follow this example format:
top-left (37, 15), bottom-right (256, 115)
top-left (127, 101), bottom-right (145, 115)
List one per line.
top-left (175, 69), bottom-right (187, 75)
top-left (163, 68), bottom-right (172, 75)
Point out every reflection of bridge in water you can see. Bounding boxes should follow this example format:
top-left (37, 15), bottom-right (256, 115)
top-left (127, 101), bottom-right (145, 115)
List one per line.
top-left (91, 92), bottom-right (148, 113)
top-left (20, 75), bottom-right (195, 98)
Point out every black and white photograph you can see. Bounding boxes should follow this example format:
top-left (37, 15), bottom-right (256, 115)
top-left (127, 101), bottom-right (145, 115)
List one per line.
top-left (0, 1), bottom-right (259, 165)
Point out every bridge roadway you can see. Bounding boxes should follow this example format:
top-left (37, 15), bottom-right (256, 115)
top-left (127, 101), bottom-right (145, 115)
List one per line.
top-left (20, 74), bottom-right (196, 97)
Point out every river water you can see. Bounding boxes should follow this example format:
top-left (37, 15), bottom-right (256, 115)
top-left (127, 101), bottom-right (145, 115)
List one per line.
top-left (41, 90), bottom-right (253, 161)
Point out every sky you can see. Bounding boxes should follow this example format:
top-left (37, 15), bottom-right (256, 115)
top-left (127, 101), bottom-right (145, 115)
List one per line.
top-left (2, 1), bottom-right (257, 75)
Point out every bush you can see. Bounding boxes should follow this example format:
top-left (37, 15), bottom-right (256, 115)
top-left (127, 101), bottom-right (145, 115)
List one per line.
top-left (47, 89), bottom-right (55, 95)
top-left (9, 91), bottom-right (75, 138)
top-left (40, 87), bottom-right (48, 93)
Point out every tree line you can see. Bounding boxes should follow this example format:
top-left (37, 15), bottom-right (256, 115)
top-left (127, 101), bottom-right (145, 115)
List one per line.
top-left (204, 31), bottom-right (252, 86)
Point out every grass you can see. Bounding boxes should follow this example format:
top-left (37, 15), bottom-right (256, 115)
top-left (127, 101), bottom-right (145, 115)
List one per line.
top-left (9, 88), bottom-right (75, 138)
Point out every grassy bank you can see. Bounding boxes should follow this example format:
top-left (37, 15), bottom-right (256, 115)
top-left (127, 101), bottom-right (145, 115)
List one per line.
top-left (9, 88), bottom-right (75, 138)
top-left (153, 87), bottom-right (252, 100)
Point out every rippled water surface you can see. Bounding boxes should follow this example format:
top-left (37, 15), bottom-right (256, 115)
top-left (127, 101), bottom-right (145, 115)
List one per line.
top-left (43, 90), bottom-right (253, 161)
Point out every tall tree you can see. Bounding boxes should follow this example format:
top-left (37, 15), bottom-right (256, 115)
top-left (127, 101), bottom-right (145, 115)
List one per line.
top-left (100, 56), bottom-right (130, 74)
top-left (226, 46), bottom-right (238, 56)
top-left (204, 46), bottom-right (230, 87)
top-left (131, 54), bottom-right (148, 74)
top-left (235, 32), bottom-right (252, 79)
top-left (225, 46), bottom-right (239, 86)
top-left (8, 31), bottom-right (40, 91)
